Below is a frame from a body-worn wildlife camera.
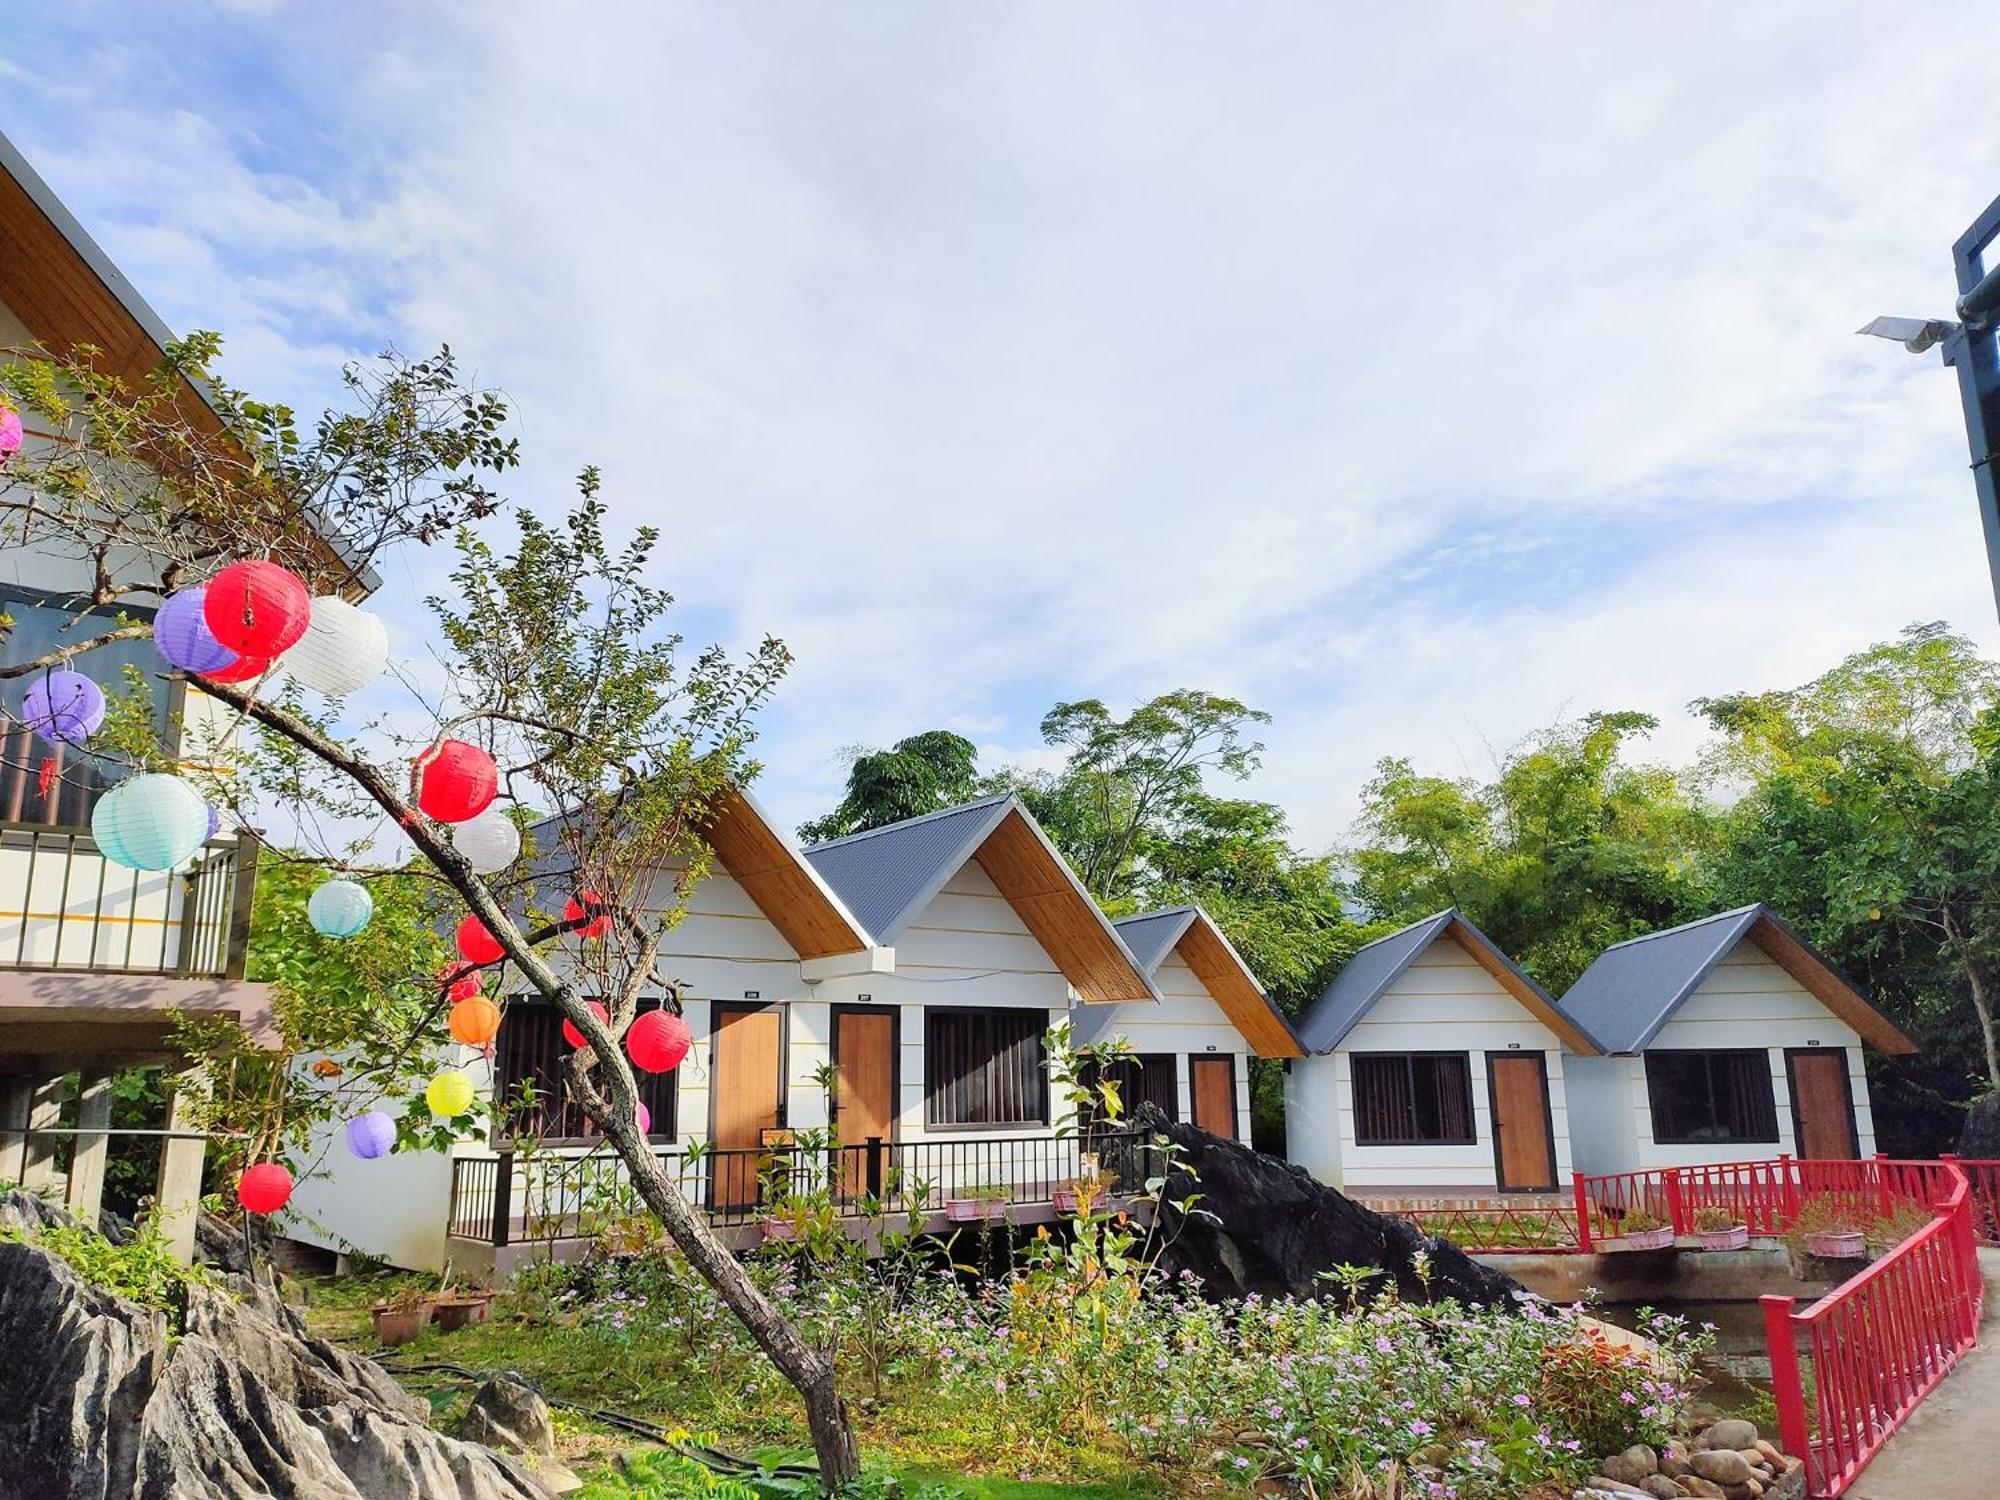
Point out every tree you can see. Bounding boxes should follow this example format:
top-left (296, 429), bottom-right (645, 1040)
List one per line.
top-left (0, 339), bottom-right (862, 1487)
top-left (797, 728), bottom-right (978, 843)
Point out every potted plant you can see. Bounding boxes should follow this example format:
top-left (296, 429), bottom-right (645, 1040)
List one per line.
top-left (1617, 1208), bottom-right (1674, 1251)
top-left (369, 1283), bottom-right (436, 1346)
top-left (1692, 1205), bottom-right (1750, 1251)
top-left (1053, 1168), bottom-right (1118, 1215)
top-left (1786, 1196), bottom-right (1869, 1262)
top-left (945, 1184), bottom-right (1010, 1223)
top-left (431, 1274), bottom-right (497, 1331)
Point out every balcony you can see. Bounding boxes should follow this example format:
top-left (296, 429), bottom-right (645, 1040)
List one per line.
top-left (0, 822), bottom-right (257, 979)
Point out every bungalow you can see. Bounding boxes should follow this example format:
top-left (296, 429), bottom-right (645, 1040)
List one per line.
top-left (1558, 904), bottom-right (1916, 1176)
top-left (1284, 910), bottom-right (1600, 1200)
top-left (290, 791), bottom-right (1162, 1272)
top-left (1070, 905), bottom-right (1302, 1141)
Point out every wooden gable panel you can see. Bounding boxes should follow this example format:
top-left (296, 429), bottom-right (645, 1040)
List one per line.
top-left (1444, 917), bottom-right (1600, 1054)
top-left (971, 809), bottom-right (1152, 1004)
top-left (699, 791), bottom-right (870, 960)
top-left (1749, 915), bottom-right (1916, 1056)
top-left (1176, 914), bottom-right (1302, 1058)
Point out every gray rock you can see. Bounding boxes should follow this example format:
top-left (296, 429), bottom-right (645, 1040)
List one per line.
top-left (1690, 1449), bottom-right (1755, 1485)
top-left (1600, 1445), bottom-right (1660, 1484)
top-left (1700, 1418), bottom-right (1760, 1453)
top-left (1641, 1478), bottom-right (1684, 1499)
top-left (1584, 1479), bottom-right (1654, 1498)
top-left (461, 1373), bottom-right (557, 1459)
top-left (0, 1190), bottom-right (550, 1500)
top-left (1960, 1091), bottom-right (2000, 1157)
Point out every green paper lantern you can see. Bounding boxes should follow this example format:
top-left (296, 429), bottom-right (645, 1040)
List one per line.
top-left (308, 878), bottom-right (374, 938)
top-left (91, 774), bottom-right (210, 871)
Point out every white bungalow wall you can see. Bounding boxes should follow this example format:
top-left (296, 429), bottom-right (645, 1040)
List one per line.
top-left (1285, 936), bottom-right (1575, 1193)
top-left (1566, 942), bottom-right (1876, 1176)
top-left (1076, 949), bottom-right (1253, 1141)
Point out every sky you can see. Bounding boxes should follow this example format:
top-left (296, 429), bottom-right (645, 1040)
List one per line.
top-left (6, 2), bottom-right (2000, 852)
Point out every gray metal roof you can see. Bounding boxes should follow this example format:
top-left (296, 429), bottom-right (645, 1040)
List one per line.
top-left (1558, 904), bottom-right (1793, 1053)
top-left (1294, 909), bottom-right (1457, 1054)
top-left (802, 794), bottom-right (1015, 943)
top-left (1111, 907), bottom-right (1199, 975)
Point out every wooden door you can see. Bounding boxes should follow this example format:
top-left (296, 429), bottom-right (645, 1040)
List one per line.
top-left (1188, 1056), bottom-right (1238, 1140)
top-left (710, 1004), bottom-right (784, 1210)
top-left (1486, 1052), bottom-right (1557, 1190)
top-left (833, 1008), bottom-right (897, 1198)
top-left (1787, 1049), bottom-right (1859, 1160)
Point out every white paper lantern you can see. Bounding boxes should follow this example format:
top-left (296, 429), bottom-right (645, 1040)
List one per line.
top-left (281, 596), bottom-right (388, 697)
top-left (308, 878), bottom-right (374, 938)
top-left (91, 774), bottom-right (210, 870)
top-left (451, 806), bottom-right (520, 874)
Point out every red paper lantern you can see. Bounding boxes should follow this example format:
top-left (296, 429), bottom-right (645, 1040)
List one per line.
top-left (564, 889), bottom-right (611, 939)
top-left (415, 739), bottom-right (498, 824)
top-left (447, 975), bottom-right (482, 1004)
top-left (203, 561), bottom-right (311, 657)
top-left (456, 913), bottom-right (504, 965)
top-left (237, 1161), bottom-right (294, 1215)
top-left (201, 652), bottom-right (272, 684)
top-left (562, 1000), bottom-right (609, 1049)
top-left (449, 993), bottom-right (502, 1045)
top-left (627, 1009), bottom-right (692, 1074)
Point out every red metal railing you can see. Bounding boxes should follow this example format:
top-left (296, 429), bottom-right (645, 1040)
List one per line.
top-left (1947, 1155), bottom-right (2000, 1246)
top-left (1762, 1160), bottom-right (1983, 1498)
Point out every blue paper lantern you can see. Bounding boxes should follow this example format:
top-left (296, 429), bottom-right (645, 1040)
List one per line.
top-left (91, 774), bottom-right (210, 871)
top-left (153, 587), bottom-right (237, 674)
top-left (308, 878), bottom-right (373, 938)
top-left (344, 1110), bottom-right (397, 1160)
top-left (23, 670), bottom-right (105, 745)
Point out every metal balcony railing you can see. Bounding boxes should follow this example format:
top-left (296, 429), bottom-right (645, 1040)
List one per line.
top-left (0, 822), bottom-right (258, 979)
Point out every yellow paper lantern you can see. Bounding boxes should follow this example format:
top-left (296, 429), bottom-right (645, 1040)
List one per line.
top-left (426, 1069), bottom-right (475, 1118)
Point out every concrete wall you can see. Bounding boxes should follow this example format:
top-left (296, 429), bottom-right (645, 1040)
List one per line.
top-left (1287, 935), bottom-right (1575, 1192)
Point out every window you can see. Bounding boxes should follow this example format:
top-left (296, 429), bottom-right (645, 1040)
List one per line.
top-left (925, 1007), bottom-right (1048, 1127)
top-left (494, 999), bottom-right (677, 1144)
top-left (1645, 1049), bottom-right (1779, 1145)
top-left (1082, 1051), bottom-right (1178, 1127)
top-left (0, 586), bottom-right (172, 825)
top-left (1350, 1052), bottom-right (1475, 1145)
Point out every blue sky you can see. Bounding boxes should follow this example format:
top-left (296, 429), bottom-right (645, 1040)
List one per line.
top-left (6, 2), bottom-right (2000, 848)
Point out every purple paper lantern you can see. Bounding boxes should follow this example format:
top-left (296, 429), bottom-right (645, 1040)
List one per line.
top-left (204, 804), bottom-right (222, 842)
top-left (344, 1111), bottom-right (397, 1161)
top-left (153, 588), bottom-right (237, 674)
top-left (22, 671), bottom-right (105, 745)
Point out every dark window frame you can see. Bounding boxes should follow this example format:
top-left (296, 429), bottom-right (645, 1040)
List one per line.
top-left (492, 996), bottom-right (679, 1147)
top-left (923, 1006), bottom-right (1050, 1130)
top-left (1643, 1047), bottom-right (1781, 1146)
top-left (1081, 1050), bottom-right (1179, 1127)
top-left (1349, 1050), bottom-right (1478, 1146)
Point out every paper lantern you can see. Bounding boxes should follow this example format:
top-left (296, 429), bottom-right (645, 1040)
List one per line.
top-left (201, 651), bottom-right (271, 684)
top-left (564, 889), bottom-right (611, 939)
top-left (22, 671), bottom-right (105, 745)
top-left (344, 1111), bottom-right (397, 1161)
top-left (456, 913), bottom-right (504, 965)
top-left (153, 588), bottom-right (237, 674)
top-left (449, 993), bottom-right (502, 1045)
top-left (281, 596), bottom-right (389, 697)
top-left (204, 804), bottom-right (222, 842)
top-left (447, 975), bottom-right (482, 1004)
top-left (427, 1069), bottom-right (475, 1118)
top-left (0, 404), bottom-right (21, 457)
top-left (91, 774), bottom-right (210, 870)
top-left (562, 1000), bottom-right (609, 1049)
top-left (627, 1009), bottom-right (692, 1074)
top-left (637, 1100), bottom-right (652, 1137)
top-left (415, 740), bottom-right (497, 823)
top-left (237, 1162), bottom-right (293, 1215)
top-left (203, 560), bottom-right (311, 657)
top-left (308, 878), bottom-right (374, 938)
top-left (451, 806), bottom-right (520, 874)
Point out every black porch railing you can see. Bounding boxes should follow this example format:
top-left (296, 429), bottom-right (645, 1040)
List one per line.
top-left (0, 823), bottom-right (257, 979)
top-left (448, 1128), bottom-right (1152, 1248)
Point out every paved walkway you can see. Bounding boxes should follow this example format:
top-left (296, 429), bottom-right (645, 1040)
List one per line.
top-left (1847, 1248), bottom-right (2000, 1500)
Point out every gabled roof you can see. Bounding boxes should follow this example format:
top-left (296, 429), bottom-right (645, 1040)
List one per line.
top-left (1092, 905), bottom-right (1302, 1058)
top-left (804, 794), bottom-right (1157, 1004)
top-left (1559, 904), bottom-right (1917, 1056)
top-left (1296, 908), bottom-right (1600, 1055)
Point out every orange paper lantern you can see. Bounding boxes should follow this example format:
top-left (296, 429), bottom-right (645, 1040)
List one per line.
top-left (449, 993), bottom-right (502, 1045)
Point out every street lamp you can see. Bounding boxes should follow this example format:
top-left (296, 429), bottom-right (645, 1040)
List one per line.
top-left (1859, 192), bottom-right (2000, 620)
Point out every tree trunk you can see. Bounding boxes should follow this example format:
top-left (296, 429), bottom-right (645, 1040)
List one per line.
top-left (1943, 910), bottom-right (2000, 1091)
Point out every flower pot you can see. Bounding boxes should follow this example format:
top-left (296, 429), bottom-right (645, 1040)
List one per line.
top-left (1806, 1229), bottom-right (1866, 1259)
top-left (1052, 1188), bottom-right (1083, 1214)
top-left (946, 1198), bottom-right (1006, 1223)
top-left (432, 1293), bottom-right (495, 1331)
top-left (760, 1218), bottom-right (799, 1241)
top-left (1622, 1226), bottom-right (1675, 1251)
top-left (1698, 1224), bottom-right (1750, 1251)
top-left (370, 1300), bottom-right (434, 1346)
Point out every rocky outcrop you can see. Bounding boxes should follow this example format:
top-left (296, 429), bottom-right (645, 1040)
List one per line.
top-left (462, 1373), bottom-right (557, 1458)
top-left (1100, 1105), bottom-right (1527, 1308)
top-left (0, 1191), bottom-right (551, 1500)
top-left (1959, 1091), bottom-right (2000, 1157)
